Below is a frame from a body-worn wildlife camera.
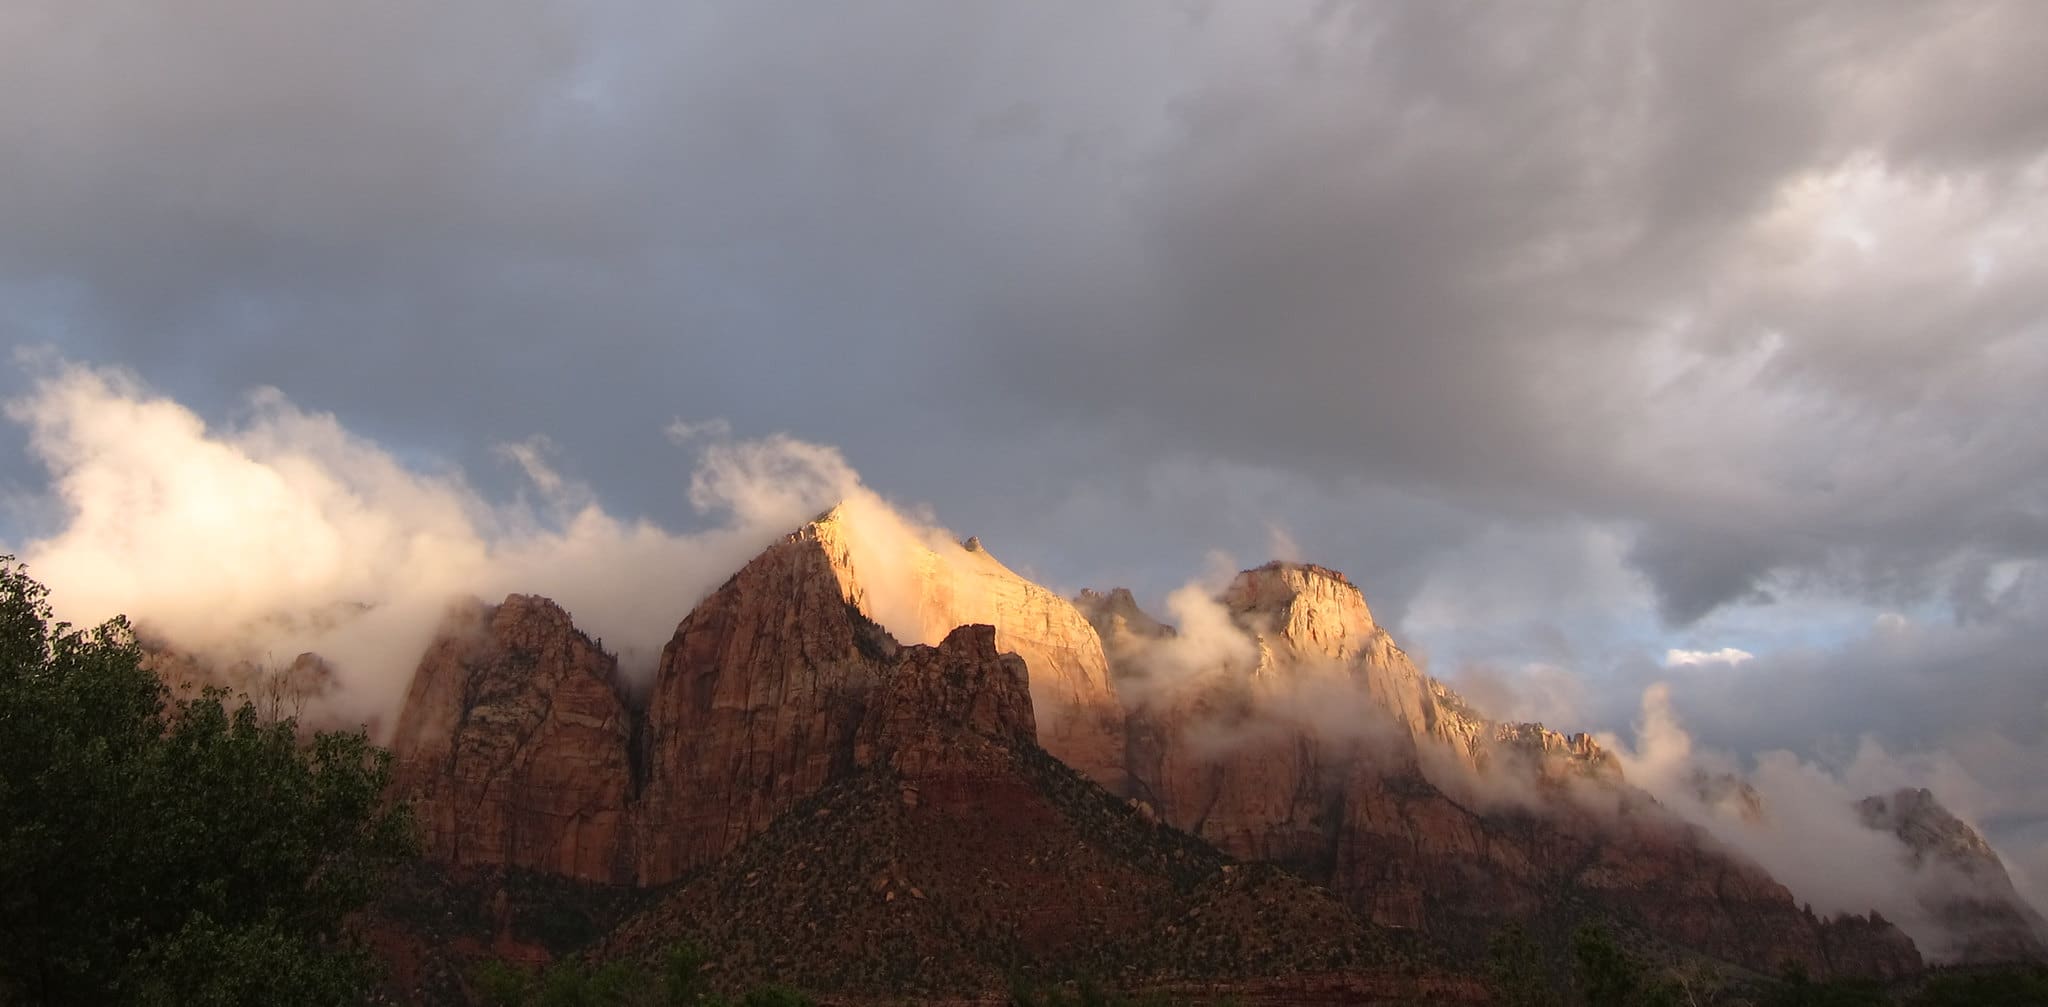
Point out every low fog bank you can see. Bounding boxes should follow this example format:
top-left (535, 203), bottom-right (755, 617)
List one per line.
top-left (2, 361), bottom-right (920, 731)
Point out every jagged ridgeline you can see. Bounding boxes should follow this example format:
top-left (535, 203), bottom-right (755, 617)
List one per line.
top-left (353, 505), bottom-right (2042, 1001)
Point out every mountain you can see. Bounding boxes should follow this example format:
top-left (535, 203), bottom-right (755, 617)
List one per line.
top-left (606, 624), bottom-right (1450, 1000)
top-left (380, 514), bottom-right (1934, 999)
top-left (1081, 561), bottom-right (1921, 979)
top-left (1858, 787), bottom-right (2048, 963)
top-left (382, 545), bottom-right (1449, 1001)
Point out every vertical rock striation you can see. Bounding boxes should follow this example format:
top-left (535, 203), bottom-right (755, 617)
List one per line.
top-left (389, 595), bottom-right (636, 884)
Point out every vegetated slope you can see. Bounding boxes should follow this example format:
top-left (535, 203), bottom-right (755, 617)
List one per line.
top-left (605, 628), bottom-right (1460, 1002)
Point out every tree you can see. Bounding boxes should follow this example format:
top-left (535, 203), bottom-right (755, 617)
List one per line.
top-left (1486, 922), bottom-right (1562, 1007)
top-left (0, 558), bottom-right (417, 1005)
top-left (1759, 963), bottom-right (1886, 1007)
top-left (1901, 964), bottom-right (2048, 1007)
top-left (466, 944), bottom-right (814, 1007)
top-left (1571, 922), bottom-right (1675, 1007)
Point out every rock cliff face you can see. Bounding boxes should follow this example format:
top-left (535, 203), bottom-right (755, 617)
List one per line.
top-left (853, 623), bottom-right (1037, 773)
top-left (605, 624), bottom-right (1403, 1002)
top-left (382, 523), bottom-right (1929, 987)
top-left (391, 514), bottom-right (1112, 888)
top-left (630, 511), bottom-right (1111, 882)
top-left (388, 596), bottom-right (636, 884)
top-left (631, 520), bottom-right (890, 883)
top-left (1858, 787), bottom-right (2048, 963)
top-left (1084, 562), bottom-right (1921, 978)
top-left (816, 505), bottom-right (1128, 791)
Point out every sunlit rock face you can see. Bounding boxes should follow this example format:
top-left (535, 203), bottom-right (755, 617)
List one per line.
top-left (389, 595), bottom-right (637, 884)
top-left (1858, 787), bottom-right (2048, 963)
top-left (390, 513), bottom-right (1071, 888)
top-left (811, 504), bottom-right (1128, 793)
top-left (1086, 562), bottom-right (1922, 978)
top-left (379, 522), bottom-right (1925, 980)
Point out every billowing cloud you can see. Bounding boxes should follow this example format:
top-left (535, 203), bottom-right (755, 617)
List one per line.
top-left (4, 362), bottom-right (871, 727)
top-left (1605, 683), bottom-right (2048, 959)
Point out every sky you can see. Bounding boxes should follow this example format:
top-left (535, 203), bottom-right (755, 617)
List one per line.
top-left (3, 2), bottom-right (2045, 910)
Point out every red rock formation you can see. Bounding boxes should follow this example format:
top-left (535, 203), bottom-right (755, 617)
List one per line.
top-left (632, 521), bottom-right (890, 883)
top-left (604, 624), bottom-right (1385, 1001)
top-left (1086, 562), bottom-right (1922, 978)
top-left (392, 515), bottom-right (1112, 888)
top-left (1858, 787), bottom-right (2048, 963)
top-left (853, 623), bottom-right (1037, 773)
top-left (818, 504), bottom-right (1128, 791)
top-left (388, 595), bottom-right (636, 884)
top-left (379, 527), bottom-right (1925, 983)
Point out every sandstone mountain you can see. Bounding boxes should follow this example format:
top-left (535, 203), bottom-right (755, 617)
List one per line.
top-left (606, 625), bottom-right (1456, 1001)
top-left (1858, 787), bottom-right (2048, 964)
top-left (382, 515), bottom-right (1946, 1000)
top-left (816, 503), bottom-right (1128, 791)
top-left (388, 595), bottom-right (637, 884)
top-left (1082, 561), bottom-right (1921, 978)
top-left (391, 509), bottom-right (1131, 889)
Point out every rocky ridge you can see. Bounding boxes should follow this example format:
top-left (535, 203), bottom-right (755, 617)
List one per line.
top-left (1083, 561), bottom-right (1922, 978)
top-left (605, 626), bottom-right (1410, 999)
top-left (383, 515), bottom-right (1963, 997)
top-left (1858, 787), bottom-right (2048, 963)
top-left (815, 505), bottom-right (1128, 791)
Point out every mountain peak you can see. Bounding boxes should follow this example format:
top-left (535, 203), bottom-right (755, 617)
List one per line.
top-left (1857, 786), bottom-right (2048, 963)
top-left (1223, 561), bottom-right (1379, 662)
top-left (787, 499), bottom-right (1128, 791)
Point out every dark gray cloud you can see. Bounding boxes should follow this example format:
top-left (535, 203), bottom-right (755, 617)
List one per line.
top-left (4, 1), bottom-right (2047, 876)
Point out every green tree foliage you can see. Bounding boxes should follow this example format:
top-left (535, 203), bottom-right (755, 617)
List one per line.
top-left (1901, 964), bottom-right (2048, 1007)
top-left (468, 944), bottom-right (815, 1007)
top-left (1571, 923), bottom-right (1676, 1007)
top-left (1486, 922), bottom-right (1562, 1007)
top-left (0, 559), bottom-right (417, 1005)
top-left (1758, 964), bottom-right (1888, 1007)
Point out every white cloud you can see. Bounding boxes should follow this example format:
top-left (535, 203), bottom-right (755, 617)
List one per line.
top-left (3, 362), bottom-right (872, 730)
top-left (1664, 646), bottom-right (1756, 668)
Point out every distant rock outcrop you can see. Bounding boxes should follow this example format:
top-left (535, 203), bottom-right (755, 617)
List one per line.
top-left (1083, 562), bottom-right (1922, 978)
top-left (1858, 787), bottom-right (2048, 963)
top-left (388, 595), bottom-right (636, 884)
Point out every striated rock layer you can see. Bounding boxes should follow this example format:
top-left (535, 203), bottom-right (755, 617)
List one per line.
top-left (1084, 562), bottom-right (1922, 979)
top-left (631, 519), bottom-right (891, 883)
